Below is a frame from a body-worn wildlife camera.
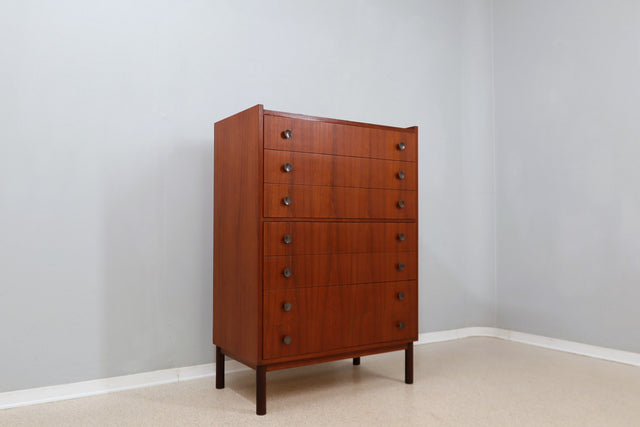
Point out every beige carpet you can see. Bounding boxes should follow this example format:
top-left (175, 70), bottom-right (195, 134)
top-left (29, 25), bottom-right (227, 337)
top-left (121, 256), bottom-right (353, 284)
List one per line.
top-left (1, 337), bottom-right (639, 426)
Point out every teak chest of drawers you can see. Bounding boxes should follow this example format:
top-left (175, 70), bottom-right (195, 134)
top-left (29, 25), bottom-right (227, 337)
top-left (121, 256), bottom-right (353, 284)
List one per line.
top-left (213, 105), bottom-right (418, 415)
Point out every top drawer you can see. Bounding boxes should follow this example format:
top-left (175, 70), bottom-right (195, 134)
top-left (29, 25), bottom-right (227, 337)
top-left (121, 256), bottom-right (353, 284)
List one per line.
top-left (264, 115), bottom-right (417, 162)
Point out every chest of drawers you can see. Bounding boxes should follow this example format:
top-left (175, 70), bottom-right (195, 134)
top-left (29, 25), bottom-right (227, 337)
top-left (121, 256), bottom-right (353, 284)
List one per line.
top-left (213, 105), bottom-right (418, 415)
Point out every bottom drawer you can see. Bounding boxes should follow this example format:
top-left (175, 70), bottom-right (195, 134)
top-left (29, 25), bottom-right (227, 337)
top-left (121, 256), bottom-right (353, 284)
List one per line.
top-left (263, 281), bottom-right (417, 360)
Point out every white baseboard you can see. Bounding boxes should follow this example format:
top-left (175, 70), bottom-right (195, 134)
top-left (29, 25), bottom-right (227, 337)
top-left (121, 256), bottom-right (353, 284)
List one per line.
top-left (416, 327), bottom-right (499, 345)
top-left (417, 327), bottom-right (640, 367)
top-left (490, 328), bottom-right (640, 366)
top-left (2, 328), bottom-right (638, 410)
top-left (0, 360), bottom-right (248, 410)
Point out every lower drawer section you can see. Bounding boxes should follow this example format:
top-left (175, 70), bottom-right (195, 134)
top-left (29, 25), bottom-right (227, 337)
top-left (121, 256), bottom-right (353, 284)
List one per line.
top-left (264, 252), bottom-right (417, 290)
top-left (263, 281), bottom-right (417, 360)
top-left (264, 222), bottom-right (418, 256)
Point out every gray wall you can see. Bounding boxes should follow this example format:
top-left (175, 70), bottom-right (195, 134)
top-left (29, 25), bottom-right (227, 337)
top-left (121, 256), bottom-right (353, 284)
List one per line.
top-left (0, 0), bottom-right (494, 392)
top-left (494, 0), bottom-right (640, 353)
top-left (423, 0), bottom-right (496, 330)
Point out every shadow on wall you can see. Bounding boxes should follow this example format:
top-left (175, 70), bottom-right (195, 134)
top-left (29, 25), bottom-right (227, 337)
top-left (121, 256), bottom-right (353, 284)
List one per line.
top-left (102, 140), bottom-right (214, 378)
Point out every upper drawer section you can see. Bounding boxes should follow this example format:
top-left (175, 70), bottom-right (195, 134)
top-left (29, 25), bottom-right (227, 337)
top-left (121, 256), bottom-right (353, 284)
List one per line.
top-left (264, 150), bottom-right (417, 191)
top-left (264, 115), bottom-right (417, 162)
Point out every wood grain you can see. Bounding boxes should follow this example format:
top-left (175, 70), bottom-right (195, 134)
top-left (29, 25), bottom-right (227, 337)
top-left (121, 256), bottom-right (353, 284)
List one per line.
top-left (264, 108), bottom-right (418, 133)
top-left (264, 115), bottom-right (417, 161)
top-left (264, 222), bottom-right (418, 256)
top-left (263, 282), bottom-right (417, 360)
top-left (213, 105), bottom-right (262, 365)
top-left (264, 184), bottom-right (417, 219)
top-left (263, 252), bottom-right (417, 290)
top-left (264, 150), bottom-right (417, 190)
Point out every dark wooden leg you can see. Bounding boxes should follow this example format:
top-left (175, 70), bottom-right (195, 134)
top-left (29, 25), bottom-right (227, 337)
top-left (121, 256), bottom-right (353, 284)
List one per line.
top-left (256, 366), bottom-right (266, 416)
top-left (405, 342), bottom-right (413, 384)
top-left (353, 357), bottom-right (360, 365)
top-left (216, 346), bottom-right (225, 389)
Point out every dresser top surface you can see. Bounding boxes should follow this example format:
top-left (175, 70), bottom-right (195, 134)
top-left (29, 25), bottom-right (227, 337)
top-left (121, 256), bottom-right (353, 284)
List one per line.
top-left (216, 104), bottom-right (418, 133)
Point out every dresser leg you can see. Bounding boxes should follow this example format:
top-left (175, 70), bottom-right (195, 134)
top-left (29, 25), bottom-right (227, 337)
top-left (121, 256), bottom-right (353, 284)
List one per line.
top-left (353, 357), bottom-right (360, 365)
top-left (215, 346), bottom-right (225, 389)
top-left (405, 342), bottom-right (413, 384)
top-left (256, 366), bottom-right (267, 415)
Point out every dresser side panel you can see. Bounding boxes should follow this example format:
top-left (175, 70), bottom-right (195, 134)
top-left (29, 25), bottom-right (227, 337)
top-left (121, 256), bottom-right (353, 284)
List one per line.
top-left (213, 105), bottom-right (262, 365)
top-left (412, 126), bottom-right (419, 335)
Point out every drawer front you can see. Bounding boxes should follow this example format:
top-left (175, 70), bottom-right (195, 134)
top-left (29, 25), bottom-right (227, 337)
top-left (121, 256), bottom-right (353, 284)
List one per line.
top-left (264, 184), bottom-right (417, 219)
top-left (263, 282), bottom-right (417, 360)
top-left (264, 252), bottom-right (417, 290)
top-left (264, 222), bottom-right (417, 256)
top-left (264, 115), bottom-right (417, 161)
top-left (264, 150), bottom-right (417, 190)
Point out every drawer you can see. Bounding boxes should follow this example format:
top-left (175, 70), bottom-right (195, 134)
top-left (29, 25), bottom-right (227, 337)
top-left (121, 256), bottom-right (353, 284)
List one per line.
top-left (264, 115), bottom-right (417, 161)
top-left (264, 184), bottom-right (417, 219)
top-left (263, 251), bottom-right (417, 290)
top-left (264, 222), bottom-right (417, 256)
top-left (263, 282), bottom-right (417, 360)
top-left (264, 150), bottom-right (417, 190)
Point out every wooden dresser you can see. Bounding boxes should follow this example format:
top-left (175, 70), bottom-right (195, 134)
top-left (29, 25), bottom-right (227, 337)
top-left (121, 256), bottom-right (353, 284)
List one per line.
top-left (213, 105), bottom-right (418, 415)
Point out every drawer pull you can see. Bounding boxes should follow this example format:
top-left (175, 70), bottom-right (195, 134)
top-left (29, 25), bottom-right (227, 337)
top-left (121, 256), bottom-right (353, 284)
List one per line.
top-left (397, 200), bottom-right (405, 209)
top-left (397, 292), bottom-right (405, 301)
top-left (283, 162), bottom-right (293, 173)
top-left (283, 196), bottom-right (292, 206)
top-left (397, 263), bottom-right (405, 271)
top-left (283, 268), bottom-right (292, 278)
top-left (397, 142), bottom-right (406, 151)
top-left (283, 302), bottom-right (292, 312)
top-left (397, 321), bottom-right (406, 329)
top-left (283, 234), bottom-right (293, 244)
top-left (397, 233), bottom-right (406, 241)
top-left (283, 129), bottom-right (293, 139)
top-left (397, 171), bottom-right (405, 180)
top-left (283, 335), bottom-right (292, 345)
